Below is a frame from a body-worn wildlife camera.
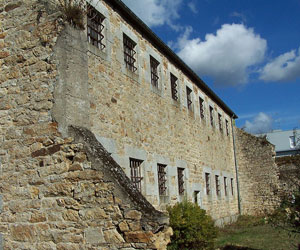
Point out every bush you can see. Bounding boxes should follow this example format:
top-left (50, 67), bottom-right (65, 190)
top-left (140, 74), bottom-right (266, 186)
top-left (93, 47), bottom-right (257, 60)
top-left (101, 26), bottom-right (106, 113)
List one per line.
top-left (167, 200), bottom-right (218, 250)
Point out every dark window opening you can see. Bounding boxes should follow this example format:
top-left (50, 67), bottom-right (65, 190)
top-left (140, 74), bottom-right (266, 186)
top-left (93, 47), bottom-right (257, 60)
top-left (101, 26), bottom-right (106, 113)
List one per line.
top-left (87, 5), bottom-right (105, 50)
top-left (224, 177), bottom-right (228, 196)
top-left (158, 164), bottom-right (167, 196)
top-left (130, 158), bottom-right (143, 192)
top-left (226, 120), bottom-right (229, 136)
top-left (177, 168), bottom-right (185, 195)
top-left (194, 191), bottom-right (200, 204)
top-left (215, 175), bottom-right (220, 196)
top-left (186, 86), bottom-right (192, 110)
top-left (170, 73), bottom-right (178, 101)
top-left (209, 106), bottom-right (214, 127)
top-left (205, 173), bottom-right (210, 195)
top-left (123, 34), bottom-right (137, 72)
top-left (231, 178), bottom-right (234, 195)
top-left (199, 97), bottom-right (205, 119)
top-left (218, 113), bottom-right (223, 133)
top-left (150, 56), bottom-right (159, 88)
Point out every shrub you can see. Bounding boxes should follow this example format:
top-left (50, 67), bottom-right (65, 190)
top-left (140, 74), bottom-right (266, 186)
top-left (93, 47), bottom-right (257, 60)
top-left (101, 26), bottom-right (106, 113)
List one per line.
top-left (58, 0), bottom-right (86, 29)
top-left (167, 200), bottom-right (218, 250)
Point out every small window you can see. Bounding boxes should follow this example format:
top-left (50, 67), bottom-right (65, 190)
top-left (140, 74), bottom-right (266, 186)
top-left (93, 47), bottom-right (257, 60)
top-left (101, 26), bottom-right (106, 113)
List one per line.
top-left (123, 34), bottom-right (137, 72)
top-left (87, 5), bottom-right (105, 50)
top-left (150, 56), bottom-right (159, 88)
top-left (215, 175), bottom-right (220, 196)
top-left (225, 119), bottom-right (229, 136)
top-left (230, 178), bottom-right (234, 195)
top-left (209, 106), bottom-right (214, 127)
top-left (186, 86), bottom-right (193, 110)
top-left (199, 97), bottom-right (205, 119)
top-left (194, 191), bottom-right (200, 205)
top-left (170, 73), bottom-right (178, 101)
top-left (177, 168), bottom-right (185, 195)
top-left (130, 158), bottom-right (143, 192)
top-left (218, 113), bottom-right (223, 133)
top-left (224, 177), bottom-right (228, 196)
top-left (157, 164), bottom-right (167, 196)
top-left (205, 173), bottom-right (210, 195)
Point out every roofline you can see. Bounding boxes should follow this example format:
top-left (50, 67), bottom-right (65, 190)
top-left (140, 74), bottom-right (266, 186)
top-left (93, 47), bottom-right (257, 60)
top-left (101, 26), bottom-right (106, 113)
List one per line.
top-left (105, 0), bottom-right (238, 119)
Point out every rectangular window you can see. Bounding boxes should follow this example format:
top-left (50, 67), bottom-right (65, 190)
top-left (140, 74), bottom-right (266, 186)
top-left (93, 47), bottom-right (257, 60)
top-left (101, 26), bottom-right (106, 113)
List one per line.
top-left (199, 97), bottom-right (205, 119)
top-left (231, 178), bottom-right (234, 195)
top-left (186, 86), bottom-right (192, 110)
top-left (194, 191), bottom-right (200, 205)
top-left (177, 168), bottom-right (185, 195)
top-left (209, 106), bottom-right (214, 127)
top-left (123, 34), bottom-right (137, 72)
top-left (224, 177), bottom-right (228, 196)
top-left (150, 56), bottom-right (159, 88)
top-left (87, 5), bottom-right (105, 50)
top-left (218, 113), bottom-right (223, 133)
top-left (226, 119), bottom-right (229, 136)
top-left (157, 164), bottom-right (167, 196)
top-left (170, 73), bottom-right (178, 101)
top-left (215, 175), bottom-right (220, 196)
top-left (130, 158), bottom-right (143, 192)
top-left (205, 173), bottom-right (210, 195)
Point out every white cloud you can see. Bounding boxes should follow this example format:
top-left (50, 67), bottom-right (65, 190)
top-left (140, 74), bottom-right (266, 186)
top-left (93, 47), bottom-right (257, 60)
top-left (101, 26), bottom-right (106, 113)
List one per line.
top-left (176, 24), bottom-right (267, 86)
top-left (187, 2), bottom-right (198, 14)
top-left (243, 112), bottom-right (273, 134)
top-left (259, 48), bottom-right (300, 82)
top-left (121, 0), bottom-right (182, 28)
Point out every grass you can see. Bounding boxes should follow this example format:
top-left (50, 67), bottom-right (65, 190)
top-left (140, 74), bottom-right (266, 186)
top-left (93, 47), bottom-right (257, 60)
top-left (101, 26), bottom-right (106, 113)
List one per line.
top-left (215, 215), bottom-right (299, 250)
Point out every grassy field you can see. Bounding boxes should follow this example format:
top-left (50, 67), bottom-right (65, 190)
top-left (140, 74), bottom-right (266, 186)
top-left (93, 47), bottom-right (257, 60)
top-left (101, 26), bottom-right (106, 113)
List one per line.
top-left (215, 216), bottom-right (299, 250)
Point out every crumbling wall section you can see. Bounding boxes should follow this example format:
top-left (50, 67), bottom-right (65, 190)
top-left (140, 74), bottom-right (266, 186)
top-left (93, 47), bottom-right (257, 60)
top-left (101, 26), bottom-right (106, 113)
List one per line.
top-left (235, 128), bottom-right (280, 215)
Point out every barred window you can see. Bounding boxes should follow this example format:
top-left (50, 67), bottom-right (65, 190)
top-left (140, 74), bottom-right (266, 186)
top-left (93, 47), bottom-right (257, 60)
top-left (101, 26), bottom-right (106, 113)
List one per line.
top-left (199, 97), bottom-right (205, 119)
top-left (130, 158), bottom-right (143, 192)
top-left (170, 73), bottom-right (178, 101)
top-left (231, 178), bottom-right (234, 195)
top-left (150, 56), bottom-right (159, 88)
top-left (123, 34), bottom-right (137, 72)
top-left (157, 164), bottom-right (167, 196)
top-left (218, 113), bottom-right (223, 133)
top-left (186, 86), bottom-right (192, 110)
top-left (205, 173), bottom-right (210, 195)
top-left (87, 5), bottom-right (105, 50)
top-left (177, 168), bottom-right (185, 195)
top-left (209, 106), bottom-right (214, 127)
top-left (215, 175), bottom-right (220, 196)
top-left (226, 119), bottom-right (229, 136)
top-left (224, 177), bottom-right (228, 196)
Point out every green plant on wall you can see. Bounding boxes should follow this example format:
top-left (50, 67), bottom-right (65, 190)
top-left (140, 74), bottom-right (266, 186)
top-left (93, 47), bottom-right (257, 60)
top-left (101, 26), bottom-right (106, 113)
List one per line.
top-left (167, 200), bottom-right (218, 250)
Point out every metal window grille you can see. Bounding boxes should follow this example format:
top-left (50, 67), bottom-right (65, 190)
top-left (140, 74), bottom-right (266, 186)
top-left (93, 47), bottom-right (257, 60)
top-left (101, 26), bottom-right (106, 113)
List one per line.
top-left (231, 178), bottom-right (234, 195)
top-left (199, 97), bottom-right (205, 119)
top-left (205, 173), bottom-right (210, 195)
top-left (209, 106), bottom-right (214, 127)
top-left (186, 86), bottom-right (192, 110)
top-left (177, 168), bottom-right (185, 195)
top-left (215, 175), bottom-right (220, 196)
top-left (224, 177), bottom-right (228, 196)
top-left (157, 164), bottom-right (167, 196)
top-left (87, 5), bottom-right (105, 50)
top-left (218, 113), bottom-right (223, 132)
top-left (150, 56), bottom-right (159, 88)
top-left (226, 120), bottom-right (229, 136)
top-left (123, 34), bottom-right (137, 72)
top-left (130, 158), bottom-right (143, 192)
top-left (170, 73), bottom-right (178, 101)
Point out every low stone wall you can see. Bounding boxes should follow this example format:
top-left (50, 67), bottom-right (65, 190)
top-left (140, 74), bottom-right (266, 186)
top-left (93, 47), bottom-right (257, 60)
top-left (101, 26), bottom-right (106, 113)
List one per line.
top-left (234, 128), bottom-right (280, 215)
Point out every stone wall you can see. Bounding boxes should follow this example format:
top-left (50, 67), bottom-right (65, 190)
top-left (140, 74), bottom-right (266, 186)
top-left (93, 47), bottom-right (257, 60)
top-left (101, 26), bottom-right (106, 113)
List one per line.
top-left (234, 128), bottom-right (280, 215)
top-left (0, 1), bottom-right (171, 249)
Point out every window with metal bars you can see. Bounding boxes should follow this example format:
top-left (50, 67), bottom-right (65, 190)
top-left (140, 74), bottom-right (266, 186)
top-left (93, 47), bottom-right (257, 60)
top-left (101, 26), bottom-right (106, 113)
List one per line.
top-left (224, 177), bottom-right (228, 196)
top-left (205, 173), bottom-right (210, 195)
top-left (209, 106), bottom-right (214, 127)
top-left (170, 73), bottom-right (178, 101)
top-left (231, 178), bottom-right (234, 195)
top-left (123, 34), bottom-right (137, 72)
top-left (199, 97), bottom-right (205, 119)
top-left (129, 158), bottom-right (143, 192)
top-left (87, 5), bottom-right (105, 50)
top-left (215, 175), bottom-right (220, 196)
top-left (186, 86), bottom-right (192, 110)
top-left (150, 56), bottom-right (159, 88)
top-left (218, 113), bottom-right (223, 133)
top-left (177, 168), bottom-right (185, 195)
top-left (157, 164), bottom-right (167, 196)
top-left (226, 119), bottom-right (229, 136)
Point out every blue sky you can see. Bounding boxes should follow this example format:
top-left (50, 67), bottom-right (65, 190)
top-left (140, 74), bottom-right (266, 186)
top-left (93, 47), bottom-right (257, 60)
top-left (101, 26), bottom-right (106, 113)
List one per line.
top-left (122, 0), bottom-right (300, 134)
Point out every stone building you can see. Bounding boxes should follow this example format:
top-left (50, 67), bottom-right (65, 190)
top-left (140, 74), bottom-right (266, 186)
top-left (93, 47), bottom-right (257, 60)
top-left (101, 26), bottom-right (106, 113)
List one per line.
top-left (0, 0), bottom-right (281, 248)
